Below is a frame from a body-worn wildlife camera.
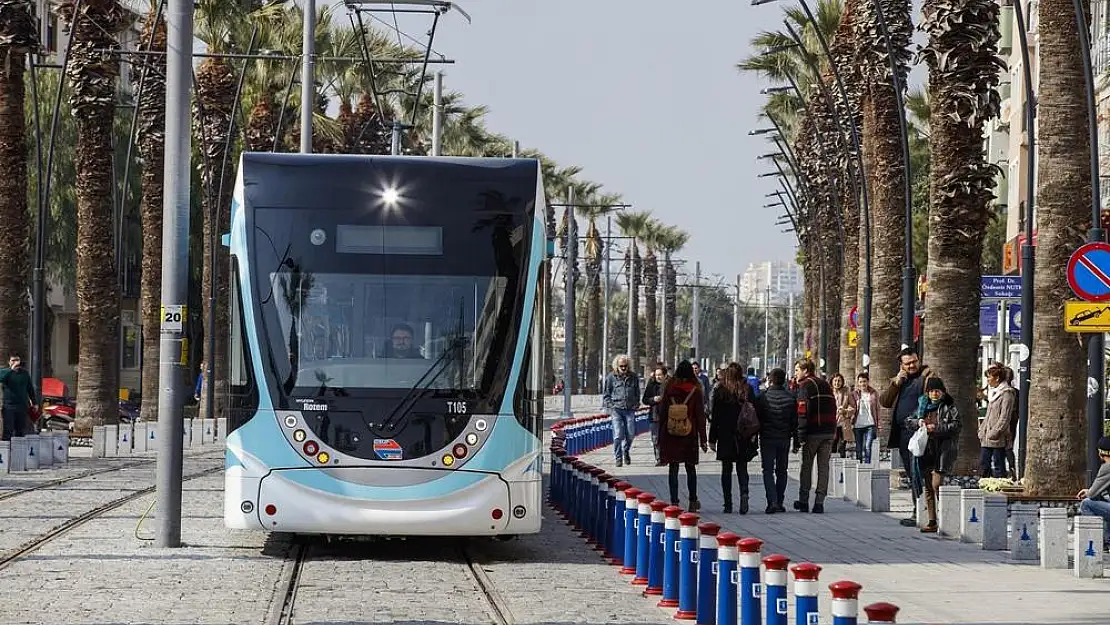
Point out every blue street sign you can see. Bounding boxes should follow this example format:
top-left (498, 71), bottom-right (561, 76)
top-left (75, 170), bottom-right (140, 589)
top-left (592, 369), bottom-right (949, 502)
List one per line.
top-left (979, 303), bottom-right (998, 335)
top-left (1008, 303), bottom-right (1021, 337)
top-left (981, 275), bottom-right (1022, 300)
top-left (1067, 242), bottom-right (1110, 302)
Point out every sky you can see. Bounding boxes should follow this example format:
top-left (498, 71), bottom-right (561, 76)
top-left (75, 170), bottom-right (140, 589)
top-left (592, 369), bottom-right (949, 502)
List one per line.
top-left (361, 1), bottom-right (796, 284)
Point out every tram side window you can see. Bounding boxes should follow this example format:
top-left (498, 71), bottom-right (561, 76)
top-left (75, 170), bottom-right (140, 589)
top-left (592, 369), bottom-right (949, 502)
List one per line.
top-left (228, 262), bottom-right (258, 432)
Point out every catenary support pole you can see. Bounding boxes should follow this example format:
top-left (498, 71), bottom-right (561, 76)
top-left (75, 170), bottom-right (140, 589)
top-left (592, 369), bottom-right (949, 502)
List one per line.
top-left (733, 275), bottom-right (741, 363)
top-left (300, 0), bottom-right (315, 153)
top-left (1010, 0), bottom-right (1035, 479)
top-left (692, 262), bottom-right (701, 361)
top-left (562, 188), bottom-right (577, 417)
top-left (603, 216), bottom-right (611, 374)
top-left (155, 0), bottom-right (193, 548)
top-left (431, 71), bottom-right (442, 156)
top-left (1070, 0), bottom-right (1106, 483)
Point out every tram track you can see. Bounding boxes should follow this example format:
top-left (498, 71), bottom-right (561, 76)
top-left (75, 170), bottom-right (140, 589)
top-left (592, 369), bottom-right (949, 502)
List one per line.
top-left (0, 463), bottom-right (224, 571)
top-left (0, 458), bottom-right (155, 502)
top-left (269, 537), bottom-right (516, 625)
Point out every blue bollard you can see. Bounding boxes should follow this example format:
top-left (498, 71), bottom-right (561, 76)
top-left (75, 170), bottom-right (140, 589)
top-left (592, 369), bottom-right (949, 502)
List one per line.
top-left (696, 522), bottom-right (721, 625)
top-left (645, 500), bottom-right (668, 596)
top-left (633, 492), bottom-right (656, 586)
top-left (594, 472), bottom-right (612, 553)
top-left (573, 461), bottom-right (588, 532)
top-left (658, 505), bottom-right (683, 608)
top-left (557, 455), bottom-right (575, 519)
top-left (738, 538), bottom-right (763, 625)
top-left (610, 482), bottom-right (630, 566)
top-left (675, 512), bottom-right (700, 620)
top-left (715, 532), bottom-right (740, 625)
top-left (829, 580), bottom-right (862, 625)
top-left (863, 602), bottom-right (899, 624)
top-left (791, 563), bottom-right (822, 625)
top-left (621, 487), bottom-right (643, 575)
top-left (762, 554), bottom-right (791, 625)
top-left (583, 467), bottom-right (601, 543)
top-left (567, 460), bottom-right (581, 528)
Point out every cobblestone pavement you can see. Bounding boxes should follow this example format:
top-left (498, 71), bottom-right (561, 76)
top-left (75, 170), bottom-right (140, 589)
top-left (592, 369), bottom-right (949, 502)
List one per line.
top-left (0, 421), bottom-right (682, 624)
top-left (566, 409), bottom-right (1110, 624)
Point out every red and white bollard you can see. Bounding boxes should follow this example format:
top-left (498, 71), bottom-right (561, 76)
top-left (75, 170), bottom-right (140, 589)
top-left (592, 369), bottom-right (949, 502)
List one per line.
top-left (829, 580), bottom-right (862, 625)
top-left (863, 602), bottom-right (899, 624)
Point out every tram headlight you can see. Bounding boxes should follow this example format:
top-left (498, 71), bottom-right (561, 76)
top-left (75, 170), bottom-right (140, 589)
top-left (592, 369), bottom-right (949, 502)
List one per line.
top-left (293, 429), bottom-right (306, 442)
top-left (316, 451), bottom-right (330, 464)
top-left (465, 433), bottom-right (478, 446)
top-left (441, 454), bottom-right (455, 467)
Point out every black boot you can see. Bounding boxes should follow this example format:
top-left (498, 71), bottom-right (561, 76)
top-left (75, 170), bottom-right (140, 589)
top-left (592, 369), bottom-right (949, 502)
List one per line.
top-left (739, 497), bottom-right (749, 515)
top-left (793, 497), bottom-right (809, 513)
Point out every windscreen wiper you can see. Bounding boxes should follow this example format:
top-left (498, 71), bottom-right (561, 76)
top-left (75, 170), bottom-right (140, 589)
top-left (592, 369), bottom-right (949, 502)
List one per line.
top-left (376, 335), bottom-right (469, 433)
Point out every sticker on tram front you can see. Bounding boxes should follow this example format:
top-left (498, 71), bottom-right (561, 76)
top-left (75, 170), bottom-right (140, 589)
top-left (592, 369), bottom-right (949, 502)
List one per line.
top-left (373, 439), bottom-right (404, 460)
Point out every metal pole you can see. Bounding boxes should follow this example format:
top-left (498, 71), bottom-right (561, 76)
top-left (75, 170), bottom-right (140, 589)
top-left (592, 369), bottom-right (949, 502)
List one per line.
top-left (431, 71), bottom-right (442, 156)
top-left (1010, 0), bottom-right (1035, 480)
top-left (788, 291), bottom-right (795, 366)
top-left (602, 216), bottom-right (611, 375)
top-left (155, 0), bottom-right (193, 548)
top-left (512, 140), bottom-right (520, 158)
top-left (763, 283), bottom-right (770, 377)
top-left (732, 274), bottom-right (740, 363)
top-left (819, 263), bottom-right (828, 374)
top-left (1071, 0), bottom-right (1106, 483)
top-left (562, 188), bottom-right (576, 418)
top-left (391, 120), bottom-right (402, 156)
top-left (869, 0), bottom-right (916, 349)
top-left (299, 0), bottom-right (315, 153)
top-left (692, 261), bottom-right (701, 360)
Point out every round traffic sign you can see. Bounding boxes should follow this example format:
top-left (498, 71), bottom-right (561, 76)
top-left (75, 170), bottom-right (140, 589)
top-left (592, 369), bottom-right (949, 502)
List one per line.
top-left (1067, 241), bottom-right (1110, 302)
top-left (849, 306), bottom-right (859, 329)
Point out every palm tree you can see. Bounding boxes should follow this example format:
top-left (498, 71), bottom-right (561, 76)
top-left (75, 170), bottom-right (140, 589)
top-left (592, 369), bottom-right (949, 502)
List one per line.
top-left (60, 0), bottom-right (127, 433)
top-left (132, 1), bottom-right (166, 422)
top-left (918, 0), bottom-right (1003, 473)
top-left (1025, 0), bottom-right (1093, 495)
top-left (639, 220), bottom-right (663, 366)
top-left (579, 205), bottom-right (604, 393)
top-left (0, 0), bottom-right (36, 361)
top-left (852, 0), bottom-right (913, 446)
top-left (616, 211), bottom-right (651, 374)
top-left (655, 226), bottom-right (689, 367)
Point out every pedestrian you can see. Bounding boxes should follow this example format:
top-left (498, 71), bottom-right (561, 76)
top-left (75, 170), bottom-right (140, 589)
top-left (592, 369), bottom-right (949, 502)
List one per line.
top-left (852, 372), bottom-right (880, 464)
top-left (792, 358), bottom-right (837, 514)
top-left (603, 354), bottom-right (641, 468)
top-left (755, 367), bottom-right (795, 513)
top-left (642, 365), bottom-right (669, 466)
top-left (879, 347), bottom-right (936, 527)
top-left (195, 361), bottom-right (206, 402)
top-left (746, 367), bottom-right (762, 398)
top-left (0, 354), bottom-right (37, 441)
top-left (831, 373), bottom-right (856, 459)
top-left (692, 361), bottom-right (712, 411)
top-left (1076, 436), bottom-right (1110, 549)
top-left (906, 377), bottom-right (961, 533)
top-left (709, 367), bottom-right (759, 514)
top-left (657, 360), bottom-right (708, 511)
top-left (978, 362), bottom-right (1015, 479)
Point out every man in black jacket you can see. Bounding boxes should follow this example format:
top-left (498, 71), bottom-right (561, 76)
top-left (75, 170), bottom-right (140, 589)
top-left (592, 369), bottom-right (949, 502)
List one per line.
top-left (0, 355), bottom-right (36, 440)
top-left (755, 368), bottom-right (796, 513)
top-left (793, 359), bottom-right (837, 513)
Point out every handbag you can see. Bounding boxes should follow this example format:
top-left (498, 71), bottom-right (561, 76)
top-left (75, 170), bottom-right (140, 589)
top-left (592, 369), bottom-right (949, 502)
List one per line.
top-left (908, 425), bottom-right (928, 457)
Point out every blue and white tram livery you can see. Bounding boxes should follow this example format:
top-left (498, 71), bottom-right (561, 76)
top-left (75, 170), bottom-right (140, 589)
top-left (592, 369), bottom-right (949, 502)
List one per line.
top-left (222, 153), bottom-right (547, 536)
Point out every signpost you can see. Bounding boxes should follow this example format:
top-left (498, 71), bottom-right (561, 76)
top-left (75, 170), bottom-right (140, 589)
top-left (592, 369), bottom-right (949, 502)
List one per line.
top-left (981, 275), bottom-right (1023, 300)
top-left (1067, 241), bottom-right (1110, 302)
top-left (1064, 301), bottom-right (1110, 333)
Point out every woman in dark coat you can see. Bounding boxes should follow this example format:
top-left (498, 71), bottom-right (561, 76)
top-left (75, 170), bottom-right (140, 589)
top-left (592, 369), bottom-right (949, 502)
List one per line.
top-left (709, 365), bottom-right (758, 514)
top-left (906, 376), bottom-right (961, 533)
top-left (656, 360), bottom-right (708, 511)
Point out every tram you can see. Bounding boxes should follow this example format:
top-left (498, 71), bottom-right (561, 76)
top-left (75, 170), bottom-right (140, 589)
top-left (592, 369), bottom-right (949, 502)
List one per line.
top-left (222, 153), bottom-right (546, 536)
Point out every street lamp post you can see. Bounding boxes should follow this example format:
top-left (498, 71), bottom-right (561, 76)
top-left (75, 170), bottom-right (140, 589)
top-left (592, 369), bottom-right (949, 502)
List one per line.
top-left (1006, 0), bottom-right (1036, 479)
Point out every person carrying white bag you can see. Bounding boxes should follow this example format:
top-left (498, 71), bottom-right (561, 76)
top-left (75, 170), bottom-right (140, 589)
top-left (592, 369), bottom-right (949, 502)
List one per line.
top-left (906, 377), bottom-right (962, 534)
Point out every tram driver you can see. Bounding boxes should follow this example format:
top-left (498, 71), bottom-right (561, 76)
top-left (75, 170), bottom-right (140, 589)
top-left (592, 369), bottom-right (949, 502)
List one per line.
top-left (383, 323), bottom-right (425, 359)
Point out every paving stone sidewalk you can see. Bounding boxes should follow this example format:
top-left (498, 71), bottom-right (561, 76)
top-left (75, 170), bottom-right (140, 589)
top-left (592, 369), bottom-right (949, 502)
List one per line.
top-left (565, 408), bottom-right (1109, 625)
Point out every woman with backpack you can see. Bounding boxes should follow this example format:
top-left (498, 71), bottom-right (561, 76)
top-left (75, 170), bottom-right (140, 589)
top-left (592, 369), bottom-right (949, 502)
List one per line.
top-left (709, 365), bottom-right (759, 514)
top-left (657, 360), bottom-right (709, 511)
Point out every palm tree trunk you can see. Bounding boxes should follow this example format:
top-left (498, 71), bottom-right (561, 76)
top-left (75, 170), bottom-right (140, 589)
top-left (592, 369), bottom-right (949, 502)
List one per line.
top-left (194, 57), bottom-right (236, 420)
top-left (584, 249), bottom-right (601, 394)
top-left (134, 6), bottom-right (166, 422)
top-left (62, 0), bottom-right (125, 434)
top-left (1025, 0), bottom-right (1092, 495)
top-left (630, 245), bottom-right (641, 373)
top-left (840, 179), bottom-right (860, 382)
top-left (919, 0), bottom-right (1002, 474)
top-left (856, 0), bottom-right (913, 448)
top-left (0, 1), bottom-right (33, 361)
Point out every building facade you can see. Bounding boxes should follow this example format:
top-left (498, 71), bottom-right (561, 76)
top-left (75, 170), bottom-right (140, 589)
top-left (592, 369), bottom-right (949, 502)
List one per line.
top-left (737, 260), bottom-right (803, 305)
